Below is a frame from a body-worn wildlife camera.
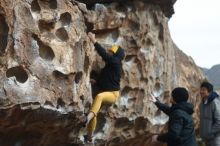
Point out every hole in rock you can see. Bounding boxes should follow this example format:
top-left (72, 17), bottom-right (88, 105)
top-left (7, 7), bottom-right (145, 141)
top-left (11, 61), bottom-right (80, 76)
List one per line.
top-left (44, 100), bottom-right (54, 107)
top-left (127, 20), bottom-right (140, 32)
top-left (6, 66), bottom-right (28, 83)
top-left (53, 70), bottom-right (68, 79)
top-left (59, 12), bottom-right (72, 26)
top-left (79, 95), bottom-right (84, 100)
top-left (124, 55), bottom-right (135, 62)
top-left (55, 27), bottom-right (69, 41)
top-left (39, 0), bottom-right (57, 9)
top-left (147, 38), bottom-right (153, 46)
top-left (159, 24), bottom-right (164, 40)
top-left (121, 86), bottom-right (132, 96)
top-left (155, 82), bottom-right (161, 91)
top-left (126, 37), bottom-right (138, 48)
top-left (93, 28), bottom-right (119, 43)
top-left (38, 20), bottom-right (55, 32)
top-left (84, 55), bottom-right (90, 72)
top-left (32, 34), bottom-right (55, 61)
top-left (85, 19), bottom-right (94, 33)
top-left (141, 77), bottom-right (148, 85)
top-left (128, 98), bottom-right (136, 105)
top-left (39, 44), bottom-right (54, 61)
top-left (0, 14), bottom-right (9, 54)
top-left (31, 0), bottom-right (41, 12)
top-left (75, 72), bottom-right (82, 84)
top-left (115, 117), bottom-right (132, 128)
top-left (134, 117), bottom-right (147, 130)
top-left (149, 76), bottom-right (153, 81)
top-left (57, 98), bottom-right (65, 107)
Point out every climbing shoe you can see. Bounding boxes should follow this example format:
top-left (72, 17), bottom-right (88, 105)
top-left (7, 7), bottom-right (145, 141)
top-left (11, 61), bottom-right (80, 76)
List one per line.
top-left (84, 134), bottom-right (93, 143)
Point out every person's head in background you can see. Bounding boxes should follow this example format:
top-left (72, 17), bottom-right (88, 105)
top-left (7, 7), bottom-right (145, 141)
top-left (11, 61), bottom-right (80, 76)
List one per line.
top-left (200, 81), bottom-right (213, 100)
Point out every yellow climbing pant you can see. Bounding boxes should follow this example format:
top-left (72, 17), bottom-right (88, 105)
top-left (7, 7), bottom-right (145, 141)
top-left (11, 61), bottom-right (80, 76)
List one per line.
top-left (87, 91), bottom-right (120, 134)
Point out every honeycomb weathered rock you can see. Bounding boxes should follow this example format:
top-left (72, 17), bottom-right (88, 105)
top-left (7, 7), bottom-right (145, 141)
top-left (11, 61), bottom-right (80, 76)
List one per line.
top-left (0, 0), bottom-right (204, 145)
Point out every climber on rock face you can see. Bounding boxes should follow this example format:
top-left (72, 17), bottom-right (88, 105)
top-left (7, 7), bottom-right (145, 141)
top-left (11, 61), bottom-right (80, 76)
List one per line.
top-left (149, 87), bottom-right (198, 146)
top-left (82, 32), bottom-right (125, 143)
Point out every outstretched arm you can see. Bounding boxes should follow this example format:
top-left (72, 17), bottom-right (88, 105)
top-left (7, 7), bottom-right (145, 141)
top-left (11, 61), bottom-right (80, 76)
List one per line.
top-left (149, 94), bottom-right (171, 115)
top-left (94, 42), bottom-right (114, 63)
top-left (88, 32), bottom-right (114, 63)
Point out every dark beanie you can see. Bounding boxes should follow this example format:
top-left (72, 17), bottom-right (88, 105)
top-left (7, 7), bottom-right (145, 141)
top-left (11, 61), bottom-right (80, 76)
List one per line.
top-left (172, 87), bottom-right (189, 103)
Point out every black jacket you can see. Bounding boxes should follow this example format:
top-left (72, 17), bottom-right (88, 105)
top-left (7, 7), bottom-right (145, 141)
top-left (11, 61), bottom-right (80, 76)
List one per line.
top-left (94, 42), bottom-right (125, 91)
top-left (155, 101), bottom-right (197, 146)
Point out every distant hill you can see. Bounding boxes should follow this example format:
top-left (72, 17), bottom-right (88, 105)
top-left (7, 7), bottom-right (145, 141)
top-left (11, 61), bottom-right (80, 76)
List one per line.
top-left (201, 64), bottom-right (220, 92)
top-left (201, 68), bottom-right (209, 74)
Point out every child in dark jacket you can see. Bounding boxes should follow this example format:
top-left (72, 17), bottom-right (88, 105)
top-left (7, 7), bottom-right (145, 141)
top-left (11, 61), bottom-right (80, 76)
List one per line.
top-left (150, 87), bottom-right (198, 146)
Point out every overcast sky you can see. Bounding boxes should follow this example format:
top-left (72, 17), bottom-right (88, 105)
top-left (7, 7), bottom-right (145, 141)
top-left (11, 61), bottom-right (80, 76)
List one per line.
top-left (168, 0), bottom-right (220, 69)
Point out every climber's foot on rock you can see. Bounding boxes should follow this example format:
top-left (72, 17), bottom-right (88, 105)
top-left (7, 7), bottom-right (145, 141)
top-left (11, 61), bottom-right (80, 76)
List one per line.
top-left (84, 134), bottom-right (93, 143)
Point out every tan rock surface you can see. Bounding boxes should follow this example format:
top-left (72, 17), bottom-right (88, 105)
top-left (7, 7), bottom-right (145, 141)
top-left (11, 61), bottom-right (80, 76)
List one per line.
top-left (0, 0), bottom-right (204, 145)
